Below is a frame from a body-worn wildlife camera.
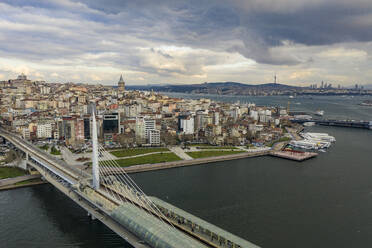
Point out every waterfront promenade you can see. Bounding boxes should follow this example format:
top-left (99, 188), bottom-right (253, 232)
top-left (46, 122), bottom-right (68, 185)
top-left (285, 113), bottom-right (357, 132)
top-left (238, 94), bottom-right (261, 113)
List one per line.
top-left (123, 149), bottom-right (270, 174)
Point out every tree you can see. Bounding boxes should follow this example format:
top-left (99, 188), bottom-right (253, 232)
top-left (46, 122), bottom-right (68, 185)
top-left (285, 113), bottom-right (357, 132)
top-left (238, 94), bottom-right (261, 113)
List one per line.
top-left (161, 132), bottom-right (178, 146)
top-left (117, 132), bottom-right (135, 148)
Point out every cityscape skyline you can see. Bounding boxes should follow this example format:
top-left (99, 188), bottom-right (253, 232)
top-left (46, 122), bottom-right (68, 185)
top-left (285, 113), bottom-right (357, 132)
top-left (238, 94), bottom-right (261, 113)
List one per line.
top-left (2, 1), bottom-right (372, 247)
top-left (1, 1), bottom-right (372, 86)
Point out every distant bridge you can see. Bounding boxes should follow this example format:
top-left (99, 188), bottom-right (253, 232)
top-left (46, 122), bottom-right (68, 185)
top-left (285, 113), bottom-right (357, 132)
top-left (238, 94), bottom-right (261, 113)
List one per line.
top-left (292, 118), bottom-right (372, 129)
top-left (0, 113), bottom-right (259, 248)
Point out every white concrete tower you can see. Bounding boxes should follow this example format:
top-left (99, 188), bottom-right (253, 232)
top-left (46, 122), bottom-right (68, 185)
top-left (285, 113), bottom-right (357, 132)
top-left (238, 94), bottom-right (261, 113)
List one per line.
top-left (92, 111), bottom-right (100, 189)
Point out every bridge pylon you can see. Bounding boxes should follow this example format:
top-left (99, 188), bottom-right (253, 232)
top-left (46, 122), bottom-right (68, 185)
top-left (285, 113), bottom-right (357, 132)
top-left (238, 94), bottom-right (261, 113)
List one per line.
top-left (92, 112), bottom-right (100, 190)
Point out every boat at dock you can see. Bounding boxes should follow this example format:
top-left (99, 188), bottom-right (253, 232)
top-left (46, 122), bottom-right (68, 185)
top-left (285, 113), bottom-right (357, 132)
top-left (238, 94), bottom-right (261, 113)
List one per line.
top-left (360, 100), bottom-right (372, 106)
top-left (290, 132), bottom-right (336, 150)
top-left (303, 122), bottom-right (315, 127)
top-left (301, 132), bottom-right (336, 142)
top-left (315, 110), bottom-right (324, 116)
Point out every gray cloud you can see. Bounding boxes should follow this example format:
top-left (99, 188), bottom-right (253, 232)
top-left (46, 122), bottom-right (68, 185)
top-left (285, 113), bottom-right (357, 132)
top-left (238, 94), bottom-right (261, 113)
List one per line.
top-left (65, 0), bottom-right (372, 65)
top-left (0, 0), bottom-right (372, 84)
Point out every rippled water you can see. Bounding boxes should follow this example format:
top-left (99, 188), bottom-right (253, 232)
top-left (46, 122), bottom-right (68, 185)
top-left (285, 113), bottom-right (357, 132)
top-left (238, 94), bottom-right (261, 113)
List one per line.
top-left (1, 95), bottom-right (372, 248)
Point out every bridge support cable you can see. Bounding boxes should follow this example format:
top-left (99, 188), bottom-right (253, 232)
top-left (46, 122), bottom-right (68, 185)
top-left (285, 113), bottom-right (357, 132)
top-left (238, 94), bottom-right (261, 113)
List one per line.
top-left (96, 151), bottom-right (145, 207)
top-left (97, 146), bottom-right (146, 206)
top-left (97, 145), bottom-right (166, 212)
top-left (96, 163), bottom-right (127, 205)
top-left (96, 144), bottom-right (176, 230)
top-left (97, 148), bottom-right (178, 233)
top-left (97, 158), bottom-right (134, 205)
top-left (97, 145), bottom-right (169, 219)
top-left (97, 146), bottom-right (165, 216)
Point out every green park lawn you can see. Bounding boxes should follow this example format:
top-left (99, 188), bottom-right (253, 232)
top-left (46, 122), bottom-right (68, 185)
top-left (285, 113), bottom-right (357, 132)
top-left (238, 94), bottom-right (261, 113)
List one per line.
top-left (50, 146), bottom-right (62, 155)
top-left (39, 144), bottom-right (49, 151)
top-left (0, 167), bottom-right (27, 179)
top-left (186, 150), bottom-right (245, 159)
top-left (15, 178), bottom-right (43, 186)
top-left (110, 147), bottom-right (169, 158)
top-left (112, 153), bottom-right (181, 167)
top-left (197, 146), bottom-right (238, 150)
top-left (187, 143), bottom-right (209, 146)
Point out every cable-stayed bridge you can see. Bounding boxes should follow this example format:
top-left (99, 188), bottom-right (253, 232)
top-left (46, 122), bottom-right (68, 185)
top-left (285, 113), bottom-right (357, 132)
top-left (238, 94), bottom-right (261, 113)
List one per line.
top-left (0, 113), bottom-right (259, 248)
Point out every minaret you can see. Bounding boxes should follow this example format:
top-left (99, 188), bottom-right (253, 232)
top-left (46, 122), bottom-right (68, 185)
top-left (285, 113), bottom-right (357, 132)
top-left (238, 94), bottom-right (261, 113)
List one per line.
top-left (92, 111), bottom-right (100, 190)
top-left (118, 74), bottom-right (125, 93)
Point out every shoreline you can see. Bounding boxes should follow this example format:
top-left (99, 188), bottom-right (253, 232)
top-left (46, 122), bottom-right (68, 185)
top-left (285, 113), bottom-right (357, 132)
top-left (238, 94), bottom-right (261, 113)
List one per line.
top-left (124, 150), bottom-right (270, 174)
top-left (0, 180), bottom-right (48, 191)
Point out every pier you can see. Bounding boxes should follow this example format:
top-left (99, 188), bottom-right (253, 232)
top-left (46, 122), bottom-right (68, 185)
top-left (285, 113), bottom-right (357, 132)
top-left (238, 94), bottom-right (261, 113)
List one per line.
top-left (270, 150), bottom-right (318, 161)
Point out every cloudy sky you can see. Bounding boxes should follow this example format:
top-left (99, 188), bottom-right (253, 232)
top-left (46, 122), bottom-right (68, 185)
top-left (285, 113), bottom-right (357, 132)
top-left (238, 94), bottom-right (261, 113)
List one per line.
top-left (1, 0), bottom-right (372, 86)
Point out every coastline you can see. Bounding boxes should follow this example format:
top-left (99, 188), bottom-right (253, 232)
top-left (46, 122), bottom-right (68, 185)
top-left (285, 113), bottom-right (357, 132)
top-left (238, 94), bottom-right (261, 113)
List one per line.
top-left (124, 150), bottom-right (270, 174)
top-left (0, 180), bottom-right (48, 191)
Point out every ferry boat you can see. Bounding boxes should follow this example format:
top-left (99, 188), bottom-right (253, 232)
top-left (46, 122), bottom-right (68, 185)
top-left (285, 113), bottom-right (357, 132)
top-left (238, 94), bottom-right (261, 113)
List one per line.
top-left (290, 139), bottom-right (330, 150)
top-left (315, 110), bottom-right (324, 116)
top-left (360, 100), bottom-right (372, 106)
top-left (303, 122), bottom-right (315, 127)
top-left (301, 132), bottom-right (336, 142)
top-left (290, 132), bottom-right (336, 150)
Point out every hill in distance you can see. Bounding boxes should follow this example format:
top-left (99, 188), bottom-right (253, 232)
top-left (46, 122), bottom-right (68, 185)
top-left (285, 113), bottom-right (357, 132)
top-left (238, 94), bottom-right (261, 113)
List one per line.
top-left (127, 82), bottom-right (300, 95)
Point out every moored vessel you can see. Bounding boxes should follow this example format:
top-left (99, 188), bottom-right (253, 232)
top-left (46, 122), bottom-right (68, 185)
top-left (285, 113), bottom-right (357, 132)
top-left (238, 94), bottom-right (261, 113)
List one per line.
top-left (315, 110), bottom-right (324, 116)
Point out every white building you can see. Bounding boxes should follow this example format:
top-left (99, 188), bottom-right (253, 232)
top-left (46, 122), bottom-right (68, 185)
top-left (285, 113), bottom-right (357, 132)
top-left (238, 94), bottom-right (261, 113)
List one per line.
top-left (229, 107), bottom-right (240, 120)
top-left (144, 119), bottom-right (156, 139)
top-left (180, 117), bottom-right (194, 135)
top-left (135, 117), bottom-right (157, 144)
top-left (213, 111), bottom-right (220, 125)
top-left (279, 109), bottom-right (288, 116)
top-left (249, 110), bottom-right (259, 121)
top-left (40, 85), bottom-right (51, 95)
top-left (149, 129), bottom-right (161, 146)
top-left (124, 104), bottom-right (142, 117)
top-left (22, 128), bottom-right (30, 140)
top-left (37, 123), bottom-right (52, 139)
top-left (135, 117), bottom-right (145, 143)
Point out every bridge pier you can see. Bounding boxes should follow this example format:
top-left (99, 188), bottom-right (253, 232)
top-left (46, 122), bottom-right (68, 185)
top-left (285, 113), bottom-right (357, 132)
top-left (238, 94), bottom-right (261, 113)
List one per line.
top-left (18, 159), bottom-right (27, 170)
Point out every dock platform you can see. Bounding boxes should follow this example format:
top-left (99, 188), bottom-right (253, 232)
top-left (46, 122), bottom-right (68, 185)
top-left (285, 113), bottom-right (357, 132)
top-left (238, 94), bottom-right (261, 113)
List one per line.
top-left (270, 150), bottom-right (318, 161)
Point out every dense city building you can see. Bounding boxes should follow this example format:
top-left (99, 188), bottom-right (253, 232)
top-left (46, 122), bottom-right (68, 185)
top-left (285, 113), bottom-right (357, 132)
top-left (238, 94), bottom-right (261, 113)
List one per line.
top-left (0, 73), bottom-right (333, 149)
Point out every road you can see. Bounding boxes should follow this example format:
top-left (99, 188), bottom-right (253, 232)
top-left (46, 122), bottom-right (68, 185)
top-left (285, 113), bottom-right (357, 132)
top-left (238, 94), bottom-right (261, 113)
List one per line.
top-left (169, 146), bottom-right (193, 160)
top-left (0, 174), bottom-right (41, 187)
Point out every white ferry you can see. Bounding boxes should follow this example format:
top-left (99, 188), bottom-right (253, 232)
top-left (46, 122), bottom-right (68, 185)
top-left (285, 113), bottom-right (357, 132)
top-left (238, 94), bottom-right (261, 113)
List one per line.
top-left (290, 139), bottom-right (330, 150)
top-left (315, 110), bottom-right (324, 116)
top-left (290, 132), bottom-right (336, 150)
top-left (301, 132), bottom-right (336, 142)
top-left (303, 122), bottom-right (315, 127)
top-left (290, 140), bottom-right (319, 150)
